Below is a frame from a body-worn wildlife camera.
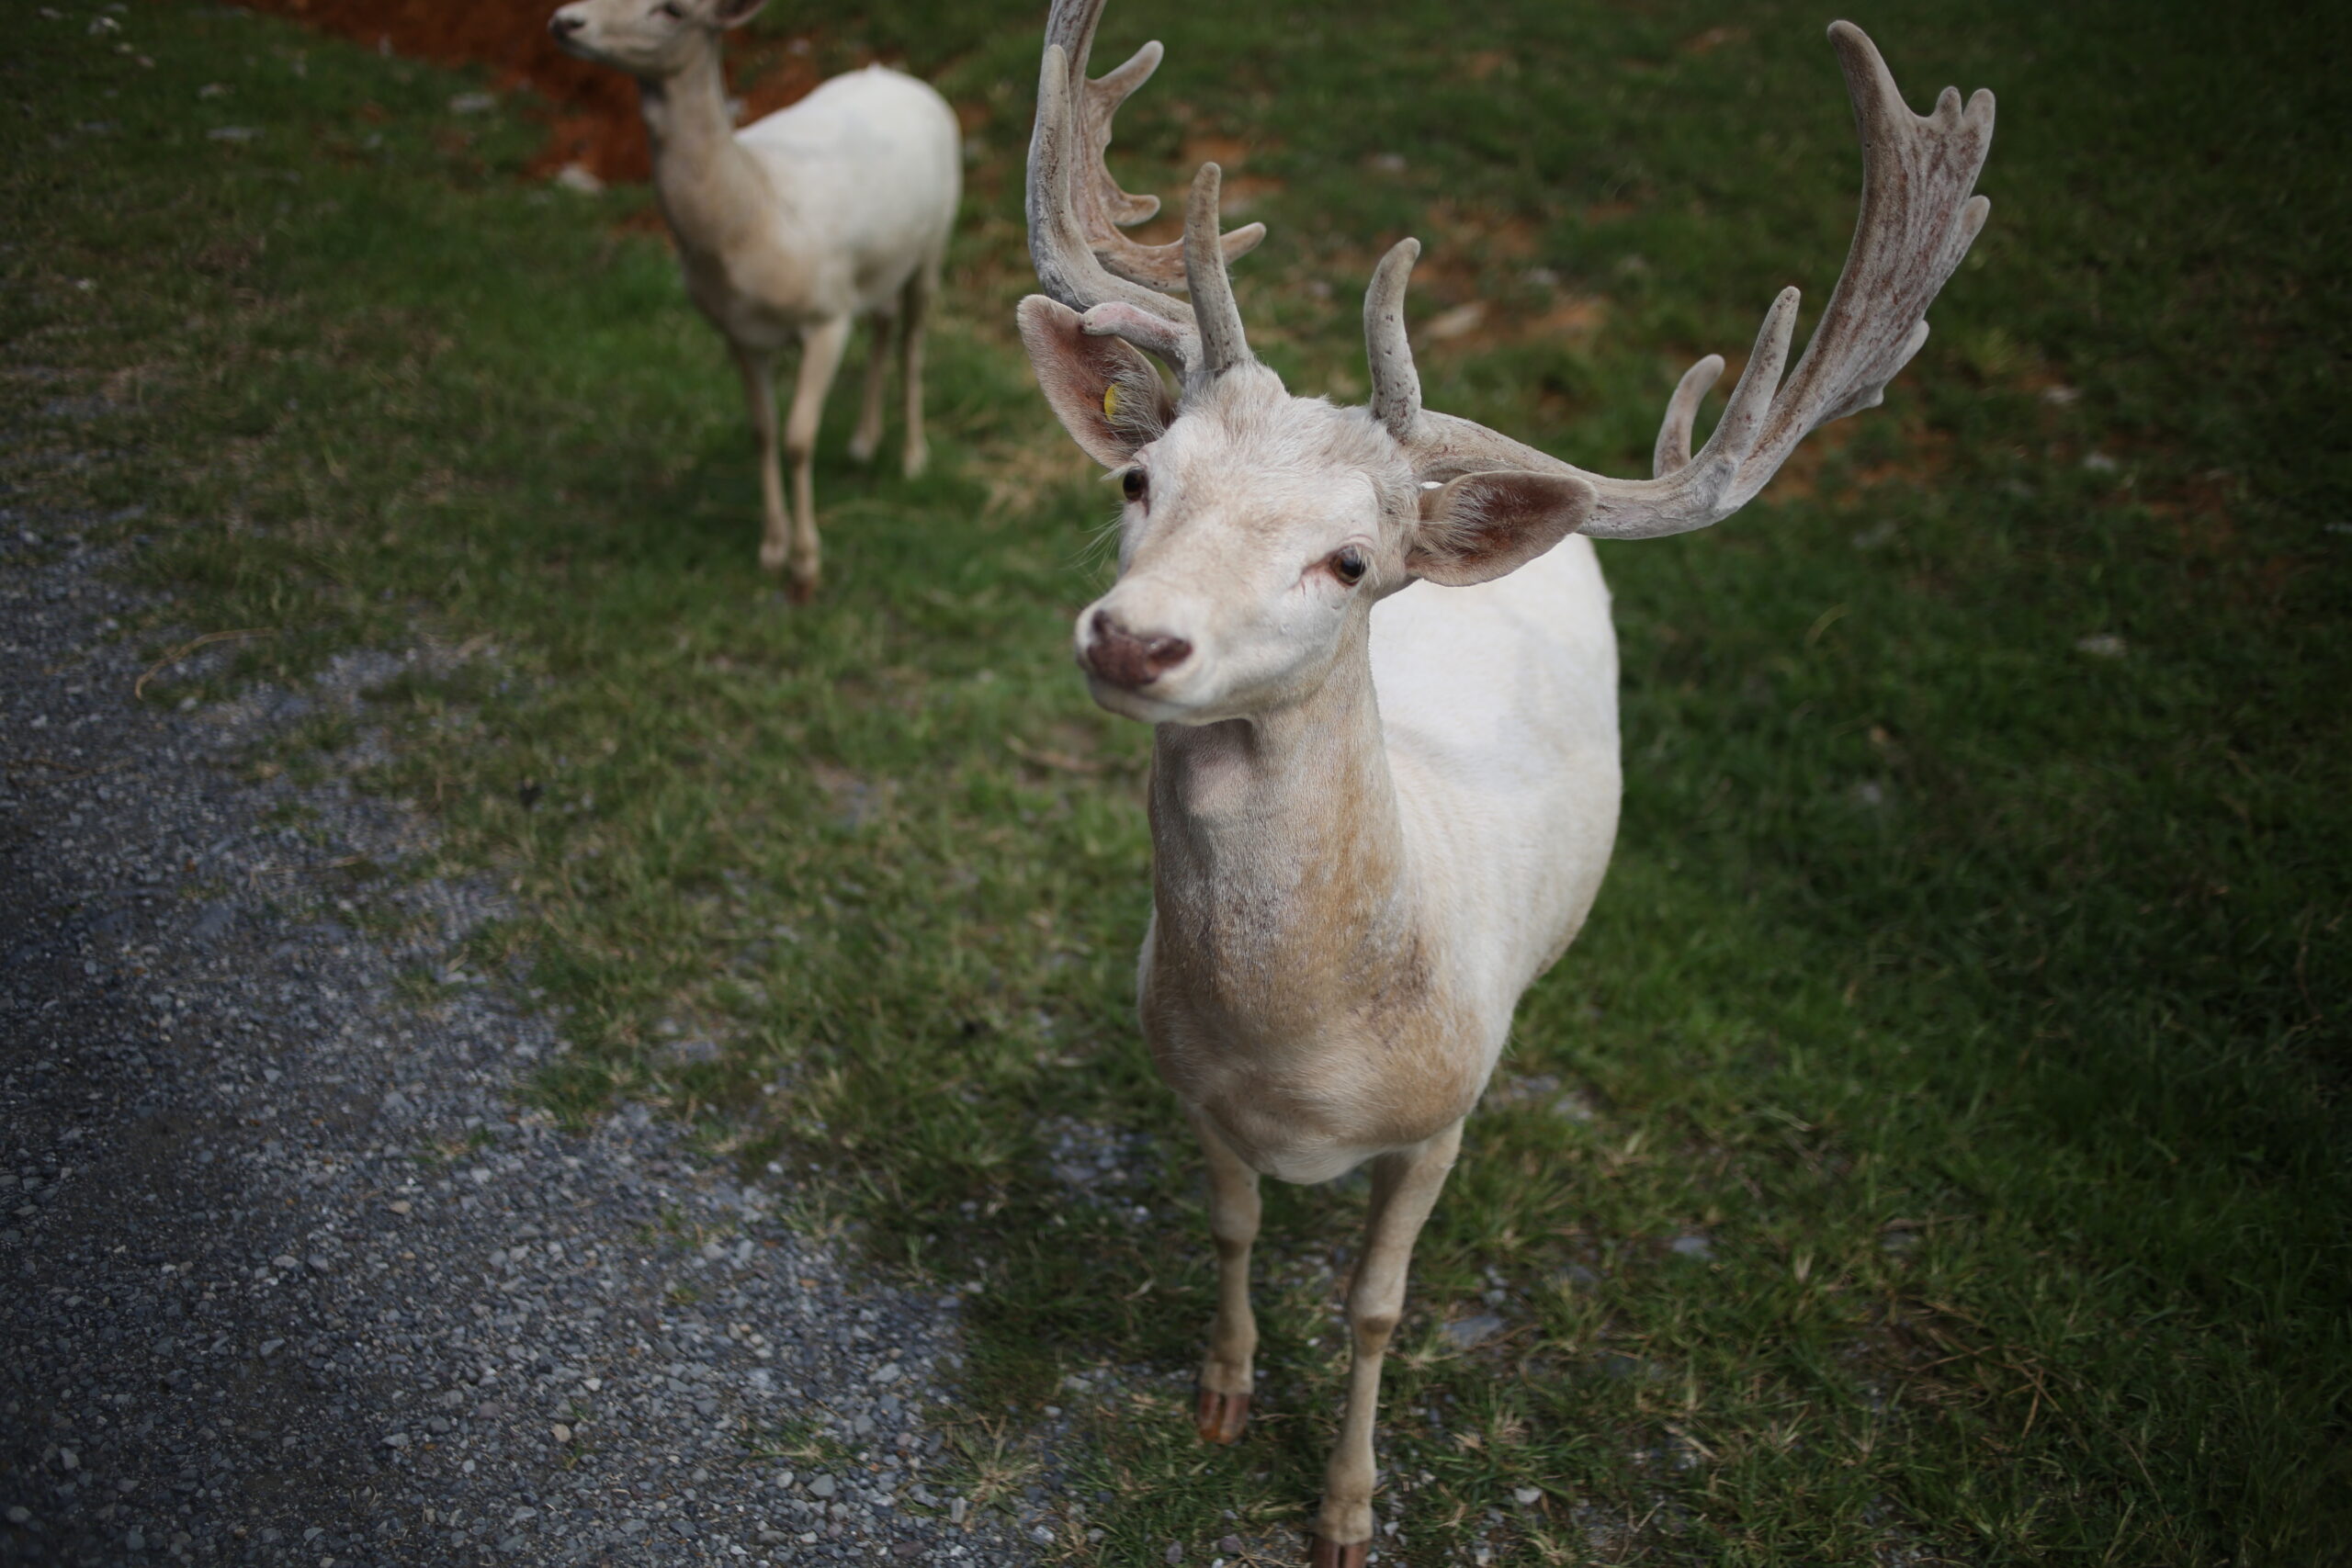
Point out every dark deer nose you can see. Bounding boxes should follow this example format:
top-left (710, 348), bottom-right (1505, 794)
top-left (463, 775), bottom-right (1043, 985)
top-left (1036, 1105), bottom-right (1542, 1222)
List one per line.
top-left (1085, 610), bottom-right (1191, 689)
top-left (548, 12), bottom-right (584, 39)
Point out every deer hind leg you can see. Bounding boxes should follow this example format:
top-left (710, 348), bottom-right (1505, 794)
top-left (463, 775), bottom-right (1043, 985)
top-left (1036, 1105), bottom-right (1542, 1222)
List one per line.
top-left (897, 260), bottom-right (935, 479)
top-left (733, 344), bottom-right (789, 579)
top-left (1185, 1105), bottom-right (1261, 1445)
top-left (1310, 1121), bottom-right (1464, 1565)
top-left (779, 316), bottom-right (853, 602)
top-left (846, 310), bottom-right (893, 467)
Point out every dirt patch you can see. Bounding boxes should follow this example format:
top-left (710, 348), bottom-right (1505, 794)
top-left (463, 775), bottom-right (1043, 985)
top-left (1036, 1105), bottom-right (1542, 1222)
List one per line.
top-left (239, 0), bottom-right (831, 184)
top-left (1108, 131), bottom-right (1287, 234)
top-left (1681, 25), bottom-right (1749, 56)
top-left (1416, 294), bottom-right (1609, 355)
top-left (1176, 133), bottom-right (1288, 215)
top-left (1754, 413), bottom-right (1952, 503)
top-left (1460, 49), bottom-right (1514, 82)
top-left (1425, 200), bottom-right (1546, 265)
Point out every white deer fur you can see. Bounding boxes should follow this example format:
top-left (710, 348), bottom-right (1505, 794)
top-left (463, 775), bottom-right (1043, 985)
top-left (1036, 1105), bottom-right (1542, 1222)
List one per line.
top-left (1018, 2), bottom-right (1994, 1561)
top-left (1079, 368), bottom-right (1622, 1190)
top-left (549, 0), bottom-right (959, 597)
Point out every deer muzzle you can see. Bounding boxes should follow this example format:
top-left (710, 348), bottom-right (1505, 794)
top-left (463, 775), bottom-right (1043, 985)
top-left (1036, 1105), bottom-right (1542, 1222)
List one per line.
top-left (1081, 608), bottom-right (1192, 690)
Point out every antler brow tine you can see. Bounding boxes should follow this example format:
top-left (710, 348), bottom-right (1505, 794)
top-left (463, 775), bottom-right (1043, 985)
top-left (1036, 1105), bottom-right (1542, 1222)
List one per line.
top-left (1364, 238), bottom-right (1424, 442)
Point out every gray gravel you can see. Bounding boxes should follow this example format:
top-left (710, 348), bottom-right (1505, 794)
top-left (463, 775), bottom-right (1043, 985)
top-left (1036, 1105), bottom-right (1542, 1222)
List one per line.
top-left (0, 510), bottom-right (1035, 1565)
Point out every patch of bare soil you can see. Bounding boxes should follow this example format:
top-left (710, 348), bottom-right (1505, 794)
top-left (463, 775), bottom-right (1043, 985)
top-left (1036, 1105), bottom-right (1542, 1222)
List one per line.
top-left (1755, 413), bottom-right (1953, 503)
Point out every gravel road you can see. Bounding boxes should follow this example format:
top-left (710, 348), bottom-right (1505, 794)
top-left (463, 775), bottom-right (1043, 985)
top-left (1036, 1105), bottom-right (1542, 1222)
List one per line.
top-left (0, 508), bottom-right (1035, 1565)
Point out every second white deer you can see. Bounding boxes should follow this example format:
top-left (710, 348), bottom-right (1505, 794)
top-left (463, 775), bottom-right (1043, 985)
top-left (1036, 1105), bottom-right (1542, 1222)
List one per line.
top-left (1017, 1), bottom-right (1995, 1562)
top-left (550, 0), bottom-right (959, 598)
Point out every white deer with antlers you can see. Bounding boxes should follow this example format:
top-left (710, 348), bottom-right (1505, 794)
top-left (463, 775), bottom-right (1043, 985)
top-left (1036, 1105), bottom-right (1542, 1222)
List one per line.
top-left (1016, 2), bottom-right (1994, 1561)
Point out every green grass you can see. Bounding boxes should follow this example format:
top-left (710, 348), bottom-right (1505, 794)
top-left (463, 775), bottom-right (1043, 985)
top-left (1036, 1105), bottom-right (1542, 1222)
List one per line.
top-left (5, 0), bottom-right (2347, 1562)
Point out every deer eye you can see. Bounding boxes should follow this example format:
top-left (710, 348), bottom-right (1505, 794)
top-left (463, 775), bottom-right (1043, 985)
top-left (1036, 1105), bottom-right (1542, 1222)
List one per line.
top-left (654, 1), bottom-right (684, 17)
top-left (1121, 468), bottom-right (1147, 504)
top-left (1332, 547), bottom-right (1368, 585)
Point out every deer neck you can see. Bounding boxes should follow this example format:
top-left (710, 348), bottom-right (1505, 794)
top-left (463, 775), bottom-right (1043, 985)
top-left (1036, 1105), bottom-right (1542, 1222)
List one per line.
top-left (638, 45), bottom-right (779, 262)
top-left (1145, 624), bottom-right (1424, 1045)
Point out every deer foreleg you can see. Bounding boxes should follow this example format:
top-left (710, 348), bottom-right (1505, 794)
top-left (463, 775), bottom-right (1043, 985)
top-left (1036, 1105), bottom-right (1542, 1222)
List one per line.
top-left (780, 316), bottom-right (852, 602)
top-left (1311, 1121), bottom-right (1463, 1564)
top-left (1187, 1104), bottom-right (1261, 1445)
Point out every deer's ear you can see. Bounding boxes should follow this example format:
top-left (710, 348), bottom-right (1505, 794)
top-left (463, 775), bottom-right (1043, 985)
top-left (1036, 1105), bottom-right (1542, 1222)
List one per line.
top-left (1016, 296), bottom-right (1176, 468)
top-left (706, 0), bottom-right (769, 28)
top-left (1408, 470), bottom-right (1596, 586)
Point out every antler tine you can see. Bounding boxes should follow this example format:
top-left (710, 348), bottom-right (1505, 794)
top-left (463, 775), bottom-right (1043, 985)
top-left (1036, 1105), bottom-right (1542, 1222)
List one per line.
top-left (1186, 164), bottom-right (1252, 378)
top-left (1649, 355), bottom-right (1724, 479)
top-left (1083, 44), bottom-right (1165, 229)
top-left (1364, 239), bottom-right (1424, 442)
top-left (1042, 0), bottom-right (1265, 294)
top-left (1373, 21), bottom-right (1993, 541)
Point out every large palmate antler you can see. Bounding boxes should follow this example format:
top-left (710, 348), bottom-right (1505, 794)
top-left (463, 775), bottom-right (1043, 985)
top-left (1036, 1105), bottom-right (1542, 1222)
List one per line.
top-left (1026, 0), bottom-right (1264, 389)
top-left (1364, 22), bottom-right (1994, 539)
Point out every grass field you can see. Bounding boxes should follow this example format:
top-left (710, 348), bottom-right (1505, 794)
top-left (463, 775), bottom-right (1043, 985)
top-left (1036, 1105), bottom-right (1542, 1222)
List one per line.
top-left (5, 0), bottom-right (2347, 1561)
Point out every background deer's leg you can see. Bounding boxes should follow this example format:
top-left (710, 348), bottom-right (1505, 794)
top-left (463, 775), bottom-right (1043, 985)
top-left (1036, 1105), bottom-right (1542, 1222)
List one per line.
top-left (897, 260), bottom-right (935, 479)
top-left (732, 343), bottom-right (789, 579)
top-left (1185, 1104), bottom-right (1261, 1445)
top-left (1311, 1122), bottom-right (1464, 1564)
top-left (781, 315), bottom-right (852, 602)
top-left (846, 311), bottom-right (892, 467)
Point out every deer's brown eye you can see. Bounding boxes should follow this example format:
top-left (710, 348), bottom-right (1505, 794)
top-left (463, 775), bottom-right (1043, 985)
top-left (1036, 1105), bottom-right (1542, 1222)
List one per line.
top-left (1121, 468), bottom-right (1147, 504)
top-left (1332, 547), bottom-right (1367, 585)
top-left (655, 1), bottom-right (684, 17)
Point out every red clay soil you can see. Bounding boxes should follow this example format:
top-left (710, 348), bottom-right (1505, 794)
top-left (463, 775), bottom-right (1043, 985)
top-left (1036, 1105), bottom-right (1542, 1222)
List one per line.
top-left (239, 0), bottom-right (828, 184)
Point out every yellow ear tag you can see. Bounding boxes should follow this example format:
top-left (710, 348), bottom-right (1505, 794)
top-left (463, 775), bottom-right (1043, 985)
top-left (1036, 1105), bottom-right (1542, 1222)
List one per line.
top-left (1102, 384), bottom-right (1121, 422)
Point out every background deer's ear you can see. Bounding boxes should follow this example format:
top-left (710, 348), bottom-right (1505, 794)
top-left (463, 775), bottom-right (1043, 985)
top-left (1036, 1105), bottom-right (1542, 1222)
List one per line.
top-left (1408, 470), bottom-right (1597, 586)
top-left (1016, 296), bottom-right (1177, 468)
top-left (706, 0), bottom-right (769, 28)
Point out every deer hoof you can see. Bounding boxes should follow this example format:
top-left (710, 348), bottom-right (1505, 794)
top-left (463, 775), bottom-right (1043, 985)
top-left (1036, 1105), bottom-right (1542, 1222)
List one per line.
top-left (1193, 1387), bottom-right (1250, 1445)
top-left (1307, 1535), bottom-right (1369, 1568)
